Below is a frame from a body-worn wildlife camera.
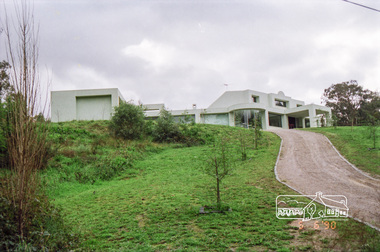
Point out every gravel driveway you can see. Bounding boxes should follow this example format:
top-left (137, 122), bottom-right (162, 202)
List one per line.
top-left (270, 129), bottom-right (380, 230)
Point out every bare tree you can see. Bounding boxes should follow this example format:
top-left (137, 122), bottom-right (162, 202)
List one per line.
top-left (2, 1), bottom-right (49, 239)
top-left (252, 111), bottom-right (262, 149)
top-left (204, 136), bottom-right (234, 209)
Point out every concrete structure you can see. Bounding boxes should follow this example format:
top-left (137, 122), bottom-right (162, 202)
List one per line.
top-left (145, 90), bottom-right (332, 130)
top-left (51, 88), bottom-right (125, 122)
top-left (51, 88), bottom-right (331, 129)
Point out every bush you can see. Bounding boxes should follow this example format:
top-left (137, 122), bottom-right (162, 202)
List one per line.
top-left (109, 102), bottom-right (145, 140)
top-left (0, 185), bottom-right (79, 251)
top-left (95, 156), bottom-right (133, 181)
top-left (179, 123), bottom-right (206, 146)
top-left (152, 108), bottom-right (182, 143)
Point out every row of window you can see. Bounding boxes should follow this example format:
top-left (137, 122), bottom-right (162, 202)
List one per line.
top-left (251, 95), bottom-right (302, 108)
top-left (152, 110), bottom-right (309, 129)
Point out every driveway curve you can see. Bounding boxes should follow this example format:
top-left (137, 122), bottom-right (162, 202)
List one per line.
top-left (270, 129), bottom-right (380, 230)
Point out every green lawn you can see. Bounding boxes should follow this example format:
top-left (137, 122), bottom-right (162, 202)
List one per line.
top-left (301, 126), bottom-right (379, 177)
top-left (42, 122), bottom-right (379, 251)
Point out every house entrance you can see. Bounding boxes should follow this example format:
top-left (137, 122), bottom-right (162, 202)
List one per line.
top-left (288, 117), bottom-right (296, 129)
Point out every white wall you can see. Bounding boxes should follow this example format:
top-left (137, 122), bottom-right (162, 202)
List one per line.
top-left (51, 88), bottom-right (124, 122)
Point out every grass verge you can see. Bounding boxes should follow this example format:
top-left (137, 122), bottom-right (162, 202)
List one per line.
top-left (301, 126), bottom-right (379, 177)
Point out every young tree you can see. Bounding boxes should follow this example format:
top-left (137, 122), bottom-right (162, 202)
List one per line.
top-left (360, 95), bottom-right (380, 149)
top-left (238, 130), bottom-right (248, 161)
top-left (252, 111), bottom-right (262, 149)
top-left (203, 136), bottom-right (234, 209)
top-left (2, 1), bottom-right (49, 239)
top-left (322, 80), bottom-right (376, 127)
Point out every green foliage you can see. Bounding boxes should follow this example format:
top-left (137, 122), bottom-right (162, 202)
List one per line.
top-left (152, 108), bottom-right (182, 143)
top-left (94, 156), bottom-right (134, 181)
top-left (34, 112), bottom-right (46, 122)
top-left (0, 103), bottom-right (8, 168)
top-left (367, 124), bottom-right (379, 150)
top-left (178, 122), bottom-right (207, 146)
top-left (238, 130), bottom-right (249, 161)
top-left (45, 128), bottom-right (294, 250)
top-left (0, 187), bottom-right (78, 251)
top-left (151, 108), bottom-right (208, 146)
top-left (37, 122), bottom-right (380, 250)
top-left (0, 61), bottom-right (13, 169)
top-left (144, 119), bottom-right (155, 136)
top-left (359, 95), bottom-right (380, 125)
top-left (203, 135), bottom-right (236, 208)
top-left (322, 80), bottom-right (378, 126)
top-left (45, 121), bottom-right (152, 185)
top-left (252, 111), bottom-right (262, 149)
top-left (48, 123), bottom-right (94, 143)
top-left (109, 101), bottom-right (146, 140)
top-left (0, 60), bottom-right (12, 101)
top-left (50, 151), bottom-right (138, 184)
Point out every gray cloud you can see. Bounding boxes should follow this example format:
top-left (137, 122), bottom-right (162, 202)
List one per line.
top-left (1, 0), bottom-right (379, 111)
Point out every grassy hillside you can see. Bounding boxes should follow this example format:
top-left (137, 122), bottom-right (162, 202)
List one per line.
top-left (301, 126), bottom-right (379, 177)
top-left (42, 121), bottom-right (379, 251)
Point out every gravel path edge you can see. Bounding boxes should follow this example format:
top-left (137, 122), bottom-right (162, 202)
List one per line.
top-left (270, 130), bottom-right (380, 232)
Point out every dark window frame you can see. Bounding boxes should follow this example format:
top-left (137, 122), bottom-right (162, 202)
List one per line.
top-left (275, 99), bottom-right (287, 107)
top-left (252, 95), bottom-right (259, 103)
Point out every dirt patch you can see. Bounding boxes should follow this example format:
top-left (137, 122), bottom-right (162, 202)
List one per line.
top-left (135, 214), bottom-right (147, 228)
top-left (287, 219), bottom-right (344, 251)
top-left (270, 129), bottom-right (380, 230)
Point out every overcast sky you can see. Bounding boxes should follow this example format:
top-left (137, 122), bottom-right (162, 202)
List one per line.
top-left (1, 0), bottom-right (379, 111)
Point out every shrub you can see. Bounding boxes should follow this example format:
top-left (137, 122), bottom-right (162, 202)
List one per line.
top-left (109, 102), bottom-right (145, 140)
top-left (144, 119), bottom-right (155, 136)
top-left (152, 108), bottom-right (182, 143)
top-left (95, 156), bottom-right (133, 181)
top-left (179, 123), bottom-right (206, 146)
top-left (0, 184), bottom-right (79, 251)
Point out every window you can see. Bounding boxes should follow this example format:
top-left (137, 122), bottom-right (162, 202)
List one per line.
top-left (297, 104), bottom-right (302, 107)
top-left (275, 99), bottom-right (287, 107)
top-left (269, 113), bottom-right (282, 127)
top-left (252, 95), bottom-right (259, 103)
top-left (305, 118), bottom-right (310, 128)
top-left (203, 114), bottom-right (229, 126)
top-left (234, 109), bottom-right (262, 128)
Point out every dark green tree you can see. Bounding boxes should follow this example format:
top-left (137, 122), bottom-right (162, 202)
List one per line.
top-left (0, 61), bottom-right (13, 168)
top-left (322, 80), bottom-right (377, 127)
top-left (109, 101), bottom-right (145, 140)
top-left (152, 107), bottom-right (181, 143)
top-left (359, 94), bottom-right (380, 125)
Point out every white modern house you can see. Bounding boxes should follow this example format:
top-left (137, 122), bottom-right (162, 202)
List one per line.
top-left (51, 88), bottom-right (125, 122)
top-left (51, 88), bottom-right (331, 129)
top-left (145, 90), bottom-right (331, 130)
